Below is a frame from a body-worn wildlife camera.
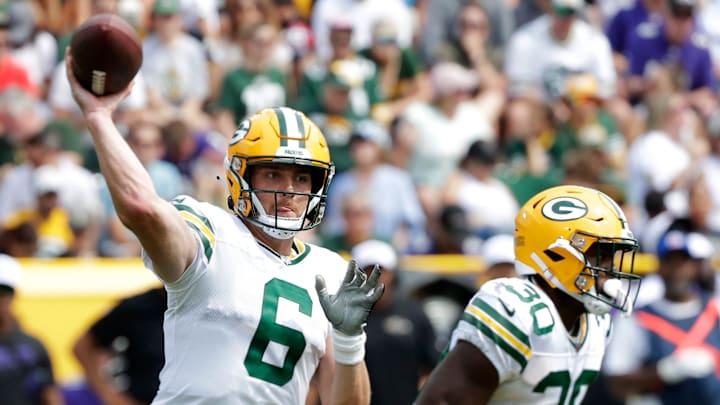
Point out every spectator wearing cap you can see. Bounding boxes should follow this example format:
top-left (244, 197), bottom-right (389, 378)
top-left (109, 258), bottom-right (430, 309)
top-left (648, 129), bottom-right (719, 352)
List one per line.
top-left (400, 61), bottom-right (496, 218)
top-left (311, 0), bottom-right (414, 63)
top-left (625, 0), bottom-right (716, 113)
top-left (476, 233), bottom-right (518, 287)
top-left (504, 0), bottom-right (616, 101)
top-left (604, 229), bottom-right (720, 404)
top-left (215, 22), bottom-right (287, 137)
top-left (7, 0), bottom-right (58, 94)
top-left (299, 56), bottom-right (384, 173)
top-left (553, 74), bottom-right (625, 159)
top-left (428, 204), bottom-right (472, 254)
top-left (553, 73), bottom-right (628, 193)
top-left (0, 4), bottom-right (36, 97)
top-left (0, 254), bottom-right (64, 404)
top-left (323, 119), bottom-right (428, 253)
top-left (0, 127), bottom-right (104, 257)
top-left (351, 239), bottom-right (439, 405)
top-left (141, 0), bottom-right (213, 131)
top-left (296, 19), bottom-right (384, 137)
top-left (3, 164), bottom-right (74, 257)
top-left (440, 140), bottom-right (518, 239)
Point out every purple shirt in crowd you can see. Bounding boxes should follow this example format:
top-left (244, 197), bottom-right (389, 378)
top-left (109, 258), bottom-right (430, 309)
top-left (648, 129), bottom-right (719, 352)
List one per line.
top-left (606, 0), bottom-right (661, 54)
top-left (627, 26), bottom-right (716, 91)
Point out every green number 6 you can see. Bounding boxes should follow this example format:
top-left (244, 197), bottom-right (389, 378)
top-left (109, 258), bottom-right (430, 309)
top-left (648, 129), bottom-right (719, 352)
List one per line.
top-left (244, 278), bottom-right (313, 386)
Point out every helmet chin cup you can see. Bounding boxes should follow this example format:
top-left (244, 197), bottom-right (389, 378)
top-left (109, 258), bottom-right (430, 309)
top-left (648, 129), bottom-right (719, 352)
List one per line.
top-left (261, 224), bottom-right (297, 240)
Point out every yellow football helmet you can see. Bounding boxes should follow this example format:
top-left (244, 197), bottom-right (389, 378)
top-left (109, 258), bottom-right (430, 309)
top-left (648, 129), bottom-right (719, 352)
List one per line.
top-left (224, 107), bottom-right (335, 239)
top-left (515, 185), bottom-right (641, 315)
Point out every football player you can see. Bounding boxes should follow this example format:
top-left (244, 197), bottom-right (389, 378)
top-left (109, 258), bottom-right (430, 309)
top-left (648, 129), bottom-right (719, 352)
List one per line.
top-left (417, 185), bottom-right (641, 404)
top-left (65, 49), bottom-right (383, 404)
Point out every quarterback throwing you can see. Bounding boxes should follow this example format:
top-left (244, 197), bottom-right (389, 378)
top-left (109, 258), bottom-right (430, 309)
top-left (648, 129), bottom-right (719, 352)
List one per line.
top-left (65, 47), bottom-right (383, 404)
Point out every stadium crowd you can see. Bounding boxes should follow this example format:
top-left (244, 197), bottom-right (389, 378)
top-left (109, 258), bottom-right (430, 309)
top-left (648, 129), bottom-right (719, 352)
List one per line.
top-left (2, 0), bottom-right (720, 403)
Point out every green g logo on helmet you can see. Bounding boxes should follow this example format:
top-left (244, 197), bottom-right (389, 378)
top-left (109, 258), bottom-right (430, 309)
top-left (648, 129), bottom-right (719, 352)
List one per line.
top-left (542, 197), bottom-right (588, 221)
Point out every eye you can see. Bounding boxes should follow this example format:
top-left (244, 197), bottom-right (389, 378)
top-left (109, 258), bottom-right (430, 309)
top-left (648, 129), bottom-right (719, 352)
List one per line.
top-left (296, 173), bottom-right (311, 183)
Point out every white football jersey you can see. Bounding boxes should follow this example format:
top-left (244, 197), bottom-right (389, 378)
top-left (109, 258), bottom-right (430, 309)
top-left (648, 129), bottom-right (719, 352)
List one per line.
top-left (449, 277), bottom-right (612, 405)
top-left (146, 196), bottom-right (347, 405)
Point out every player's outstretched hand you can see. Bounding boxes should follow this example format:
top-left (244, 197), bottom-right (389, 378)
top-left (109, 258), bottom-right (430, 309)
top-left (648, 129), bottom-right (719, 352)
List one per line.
top-left (315, 260), bottom-right (385, 336)
top-left (65, 47), bottom-right (134, 117)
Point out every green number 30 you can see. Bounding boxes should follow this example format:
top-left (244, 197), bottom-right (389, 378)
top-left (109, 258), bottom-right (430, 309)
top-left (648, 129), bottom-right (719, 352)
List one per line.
top-left (244, 278), bottom-right (312, 386)
top-left (533, 370), bottom-right (599, 405)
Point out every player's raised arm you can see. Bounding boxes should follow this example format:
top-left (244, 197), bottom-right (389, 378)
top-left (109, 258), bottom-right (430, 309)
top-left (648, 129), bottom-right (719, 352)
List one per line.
top-left (65, 49), bottom-right (195, 282)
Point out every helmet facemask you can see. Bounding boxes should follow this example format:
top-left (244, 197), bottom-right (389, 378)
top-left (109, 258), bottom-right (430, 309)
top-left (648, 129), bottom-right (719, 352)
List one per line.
top-left (227, 155), bottom-right (334, 240)
top-left (538, 232), bottom-right (642, 316)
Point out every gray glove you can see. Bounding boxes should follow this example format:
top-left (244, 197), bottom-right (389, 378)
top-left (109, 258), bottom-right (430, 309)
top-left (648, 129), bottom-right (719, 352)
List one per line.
top-left (315, 260), bottom-right (385, 336)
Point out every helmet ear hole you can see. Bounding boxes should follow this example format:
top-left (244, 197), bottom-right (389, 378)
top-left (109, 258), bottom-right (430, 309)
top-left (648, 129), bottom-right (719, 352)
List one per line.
top-left (227, 196), bottom-right (234, 211)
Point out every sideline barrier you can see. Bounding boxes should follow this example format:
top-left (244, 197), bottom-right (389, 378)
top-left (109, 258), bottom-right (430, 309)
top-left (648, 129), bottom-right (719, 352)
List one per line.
top-left (11, 253), bottom-right (661, 382)
top-left (13, 258), bottom-right (161, 382)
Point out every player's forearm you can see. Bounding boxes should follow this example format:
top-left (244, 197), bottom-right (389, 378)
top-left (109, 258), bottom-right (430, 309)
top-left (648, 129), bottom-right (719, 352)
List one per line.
top-left (84, 110), bottom-right (160, 223)
top-left (329, 362), bottom-right (370, 405)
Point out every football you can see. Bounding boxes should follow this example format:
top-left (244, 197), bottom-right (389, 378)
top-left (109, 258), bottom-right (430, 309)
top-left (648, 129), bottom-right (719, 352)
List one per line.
top-left (70, 13), bottom-right (143, 96)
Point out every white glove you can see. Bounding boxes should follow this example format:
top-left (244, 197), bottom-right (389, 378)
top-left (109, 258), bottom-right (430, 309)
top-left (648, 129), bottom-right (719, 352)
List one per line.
top-left (657, 347), bottom-right (716, 384)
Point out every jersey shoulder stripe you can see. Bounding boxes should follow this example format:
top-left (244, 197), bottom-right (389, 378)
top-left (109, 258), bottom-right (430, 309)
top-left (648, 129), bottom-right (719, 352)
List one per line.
top-left (464, 296), bottom-right (532, 369)
top-left (171, 196), bottom-right (216, 261)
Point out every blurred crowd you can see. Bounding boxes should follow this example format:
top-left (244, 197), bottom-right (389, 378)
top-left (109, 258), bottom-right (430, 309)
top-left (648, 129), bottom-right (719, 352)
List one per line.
top-left (2, 0), bottom-right (720, 263)
top-left (2, 0), bottom-right (720, 403)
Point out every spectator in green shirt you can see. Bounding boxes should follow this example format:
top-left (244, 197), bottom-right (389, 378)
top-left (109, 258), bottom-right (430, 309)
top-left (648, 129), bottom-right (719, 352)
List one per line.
top-left (216, 22), bottom-right (287, 137)
top-left (357, 19), bottom-right (431, 124)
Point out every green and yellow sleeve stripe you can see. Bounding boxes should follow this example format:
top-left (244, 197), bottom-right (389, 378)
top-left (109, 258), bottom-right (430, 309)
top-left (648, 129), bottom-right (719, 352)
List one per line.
top-left (173, 201), bottom-right (215, 262)
top-left (463, 297), bottom-right (532, 370)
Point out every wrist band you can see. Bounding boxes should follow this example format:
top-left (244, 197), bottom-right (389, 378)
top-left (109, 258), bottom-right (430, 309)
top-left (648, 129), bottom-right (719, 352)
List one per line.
top-left (332, 329), bottom-right (366, 365)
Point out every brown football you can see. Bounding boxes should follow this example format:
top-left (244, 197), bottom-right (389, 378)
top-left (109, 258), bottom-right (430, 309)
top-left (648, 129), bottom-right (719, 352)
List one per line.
top-left (70, 14), bottom-right (143, 96)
